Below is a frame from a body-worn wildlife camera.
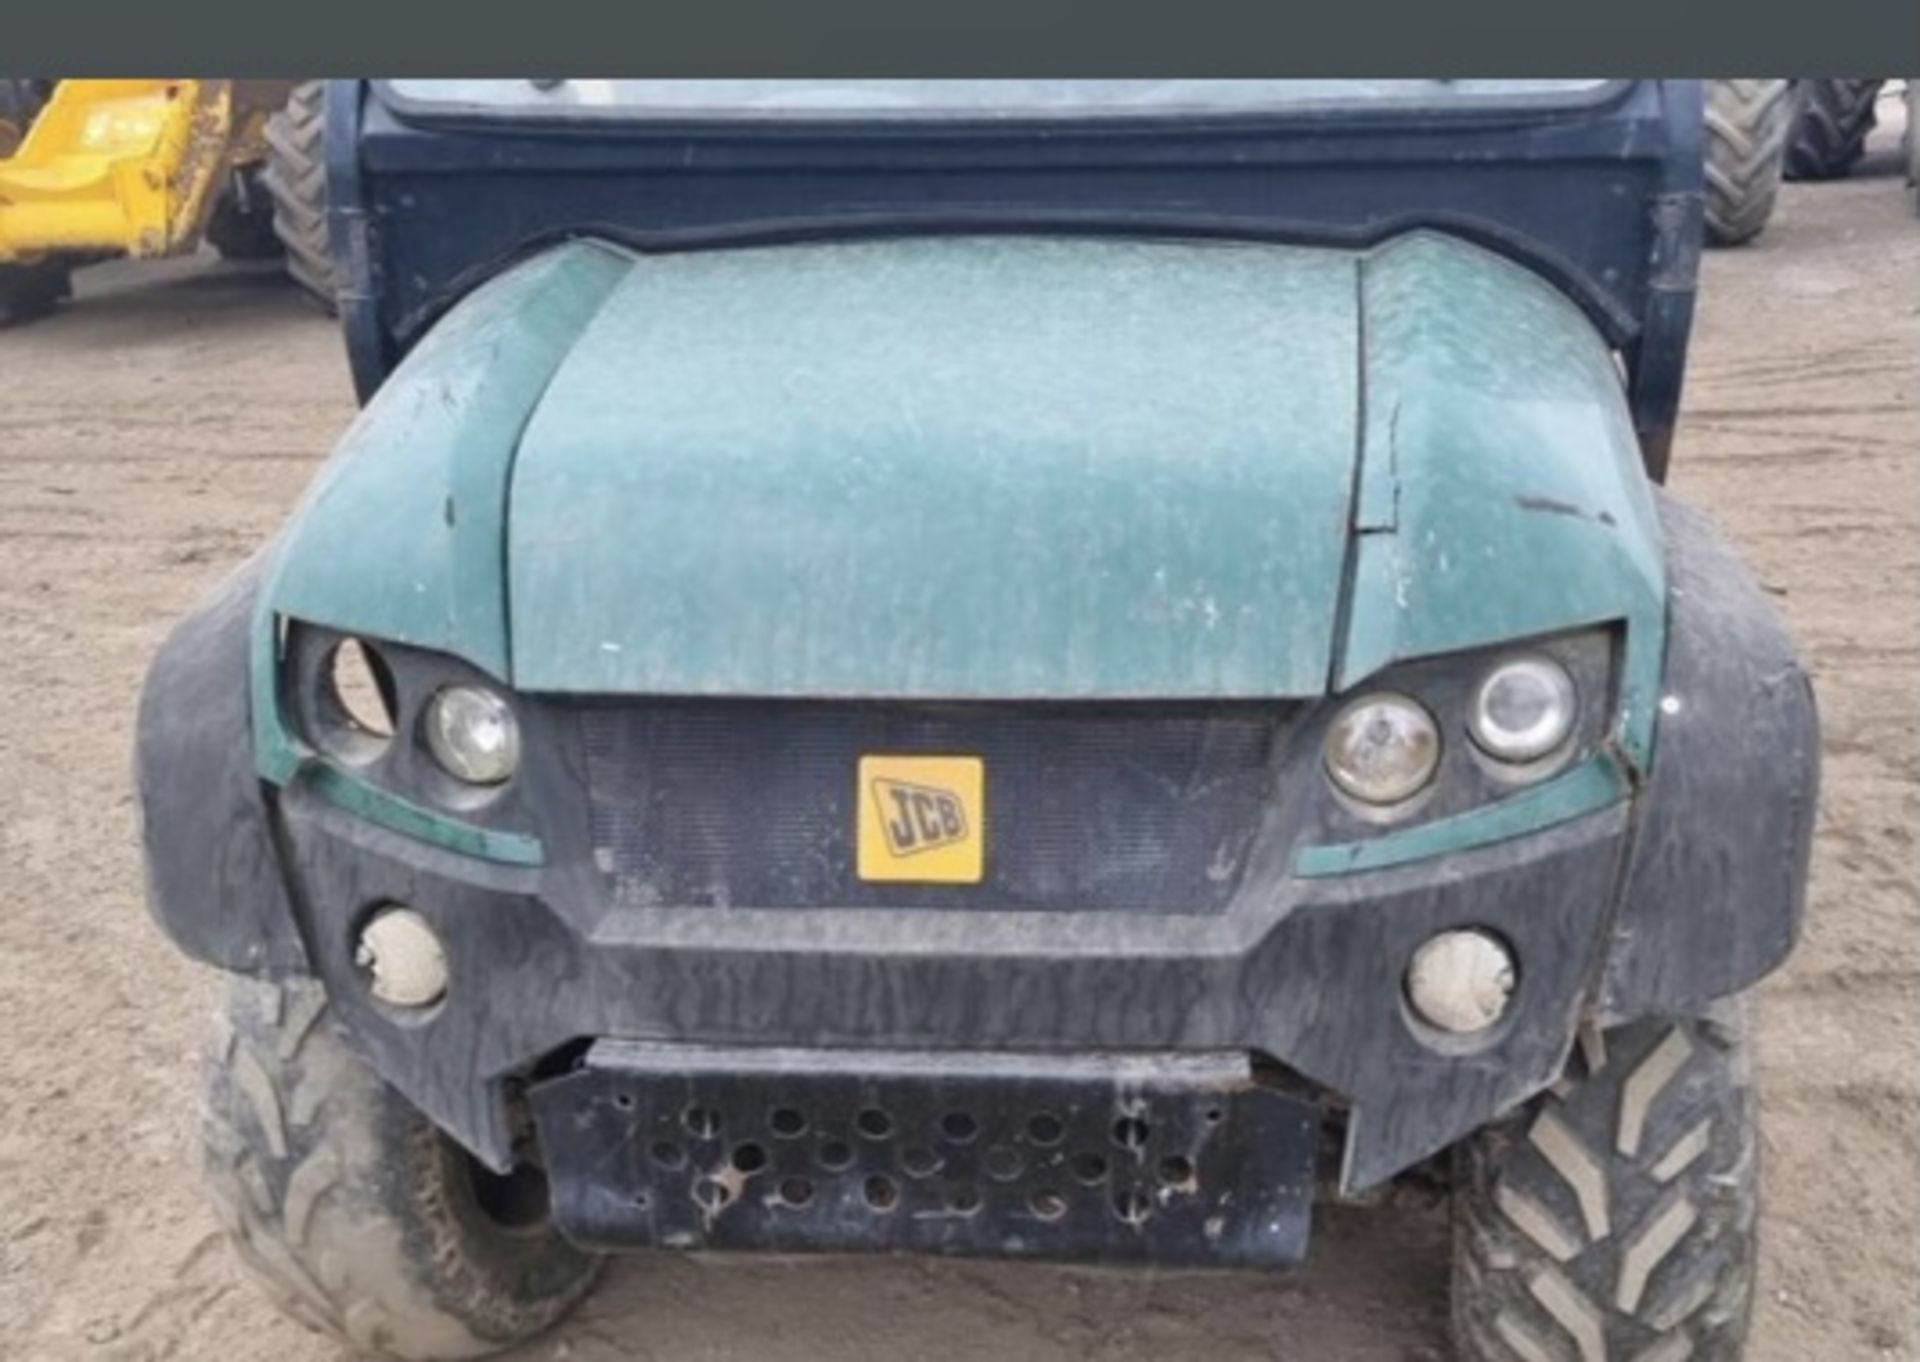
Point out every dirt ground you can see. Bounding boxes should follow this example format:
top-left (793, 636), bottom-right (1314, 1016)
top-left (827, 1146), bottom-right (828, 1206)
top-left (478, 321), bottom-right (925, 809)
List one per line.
top-left (1, 108), bottom-right (1915, 1361)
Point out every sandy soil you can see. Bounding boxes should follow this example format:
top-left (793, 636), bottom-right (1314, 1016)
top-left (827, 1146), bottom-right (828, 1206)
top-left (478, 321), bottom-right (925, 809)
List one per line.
top-left (1, 109), bottom-right (1914, 1362)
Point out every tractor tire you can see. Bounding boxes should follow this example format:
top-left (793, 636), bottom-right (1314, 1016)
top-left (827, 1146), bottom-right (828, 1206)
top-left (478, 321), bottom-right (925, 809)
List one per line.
top-left (1452, 1001), bottom-right (1757, 1362)
top-left (1702, 80), bottom-right (1793, 247)
top-left (204, 176), bottom-right (286, 262)
top-left (0, 259), bottom-right (74, 327)
top-left (262, 81), bottom-right (338, 311)
top-left (1785, 79), bottom-right (1884, 181)
top-left (201, 976), bottom-right (600, 1360)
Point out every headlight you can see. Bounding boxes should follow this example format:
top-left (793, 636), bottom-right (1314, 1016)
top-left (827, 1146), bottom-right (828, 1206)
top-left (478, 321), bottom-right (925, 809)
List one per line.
top-left (1324, 693), bottom-right (1441, 805)
top-left (424, 685), bottom-right (521, 785)
top-left (326, 638), bottom-right (395, 739)
top-left (1468, 655), bottom-right (1577, 763)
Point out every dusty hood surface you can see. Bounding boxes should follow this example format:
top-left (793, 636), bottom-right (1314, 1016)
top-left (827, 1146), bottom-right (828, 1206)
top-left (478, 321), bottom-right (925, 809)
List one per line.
top-left (269, 232), bottom-right (1661, 715)
top-left (506, 236), bottom-right (1360, 697)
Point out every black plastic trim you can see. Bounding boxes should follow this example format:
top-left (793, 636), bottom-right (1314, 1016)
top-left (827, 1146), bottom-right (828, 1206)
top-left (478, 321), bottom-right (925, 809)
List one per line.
top-left (134, 553), bottom-right (308, 974)
top-left (1599, 494), bottom-right (1820, 1017)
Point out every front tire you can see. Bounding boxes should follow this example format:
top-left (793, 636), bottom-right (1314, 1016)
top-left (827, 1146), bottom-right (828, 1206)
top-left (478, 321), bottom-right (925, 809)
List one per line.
top-left (1785, 79), bottom-right (1884, 181)
top-left (261, 81), bottom-right (338, 311)
top-left (201, 977), bottom-right (600, 1360)
top-left (1703, 80), bottom-right (1794, 247)
top-left (1452, 1002), bottom-right (1757, 1361)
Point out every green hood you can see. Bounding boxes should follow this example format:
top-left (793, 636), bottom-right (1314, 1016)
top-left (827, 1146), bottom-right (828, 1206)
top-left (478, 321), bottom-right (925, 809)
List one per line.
top-left (268, 231), bottom-right (1661, 731)
top-left (507, 235), bottom-right (1359, 697)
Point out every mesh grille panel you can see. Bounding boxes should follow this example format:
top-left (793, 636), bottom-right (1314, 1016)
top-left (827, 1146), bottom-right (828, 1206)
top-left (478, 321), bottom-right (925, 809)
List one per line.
top-left (579, 701), bottom-right (1283, 913)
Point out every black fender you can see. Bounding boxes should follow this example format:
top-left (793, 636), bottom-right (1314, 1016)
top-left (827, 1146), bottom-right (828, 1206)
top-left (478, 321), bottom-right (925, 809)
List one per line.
top-left (135, 552), bottom-right (309, 975)
top-left (1599, 493), bottom-right (1819, 1018)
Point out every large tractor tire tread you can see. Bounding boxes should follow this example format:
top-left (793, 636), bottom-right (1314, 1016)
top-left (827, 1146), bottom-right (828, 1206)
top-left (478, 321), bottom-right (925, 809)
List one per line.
top-left (1703, 80), bottom-right (1793, 247)
top-left (201, 976), bottom-right (600, 1360)
top-left (1785, 79), bottom-right (1884, 181)
top-left (1452, 1002), bottom-right (1757, 1362)
top-left (261, 82), bottom-right (339, 311)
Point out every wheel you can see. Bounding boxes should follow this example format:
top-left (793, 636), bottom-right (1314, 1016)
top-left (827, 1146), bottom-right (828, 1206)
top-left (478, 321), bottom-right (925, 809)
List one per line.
top-left (1702, 80), bottom-right (1794, 247)
top-left (204, 170), bottom-right (286, 262)
top-left (201, 976), bottom-right (600, 1359)
top-left (261, 81), bottom-right (338, 311)
top-left (1785, 79), bottom-right (1885, 181)
top-left (0, 258), bottom-right (74, 327)
top-left (1452, 1001), bottom-right (1757, 1362)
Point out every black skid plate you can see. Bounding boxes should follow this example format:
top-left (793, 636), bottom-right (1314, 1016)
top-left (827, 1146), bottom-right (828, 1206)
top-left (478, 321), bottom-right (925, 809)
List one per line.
top-left (528, 1043), bottom-right (1319, 1268)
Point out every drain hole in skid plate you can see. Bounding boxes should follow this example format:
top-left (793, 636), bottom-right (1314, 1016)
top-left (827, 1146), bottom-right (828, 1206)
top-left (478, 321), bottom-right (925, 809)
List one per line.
top-left (769, 1107), bottom-right (808, 1138)
top-left (1028, 1187), bottom-right (1067, 1221)
top-left (1071, 1152), bottom-right (1109, 1185)
top-left (1026, 1112), bottom-right (1065, 1146)
top-left (856, 1108), bottom-right (894, 1140)
top-left (777, 1176), bottom-right (815, 1208)
top-left (863, 1175), bottom-right (899, 1211)
top-left (1113, 1189), bottom-right (1152, 1226)
top-left (818, 1139), bottom-right (855, 1171)
top-left (983, 1146), bottom-right (1024, 1182)
top-left (693, 1178), bottom-right (733, 1212)
top-left (1158, 1154), bottom-right (1196, 1185)
top-left (947, 1186), bottom-right (982, 1215)
top-left (1111, 1117), bottom-right (1150, 1151)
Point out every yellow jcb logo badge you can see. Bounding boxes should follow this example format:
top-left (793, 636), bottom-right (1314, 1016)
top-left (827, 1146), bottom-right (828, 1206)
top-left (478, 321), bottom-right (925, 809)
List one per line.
top-left (874, 778), bottom-right (968, 855)
top-left (856, 755), bottom-right (984, 883)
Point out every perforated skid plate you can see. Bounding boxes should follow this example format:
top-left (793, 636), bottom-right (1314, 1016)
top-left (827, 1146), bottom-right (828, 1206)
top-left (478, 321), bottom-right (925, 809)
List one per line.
top-left (529, 1043), bottom-right (1319, 1268)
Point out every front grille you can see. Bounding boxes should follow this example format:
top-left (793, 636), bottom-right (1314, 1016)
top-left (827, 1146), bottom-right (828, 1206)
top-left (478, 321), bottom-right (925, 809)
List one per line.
top-left (579, 700), bottom-right (1285, 913)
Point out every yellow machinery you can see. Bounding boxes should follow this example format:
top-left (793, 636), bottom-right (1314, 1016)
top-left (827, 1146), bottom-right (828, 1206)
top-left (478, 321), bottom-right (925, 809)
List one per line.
top-left (0, 79), bottom-right (317, 323)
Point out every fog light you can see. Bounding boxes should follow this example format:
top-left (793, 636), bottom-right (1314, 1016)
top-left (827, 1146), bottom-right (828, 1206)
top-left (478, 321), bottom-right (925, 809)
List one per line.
top-left (355, 907), bottom-right (448, 1008)
top-left (1405, 929), bottom-right (1514, 1034)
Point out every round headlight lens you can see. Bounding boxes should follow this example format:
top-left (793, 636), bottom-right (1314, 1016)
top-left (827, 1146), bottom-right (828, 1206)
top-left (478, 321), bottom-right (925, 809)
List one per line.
top-left (424, 686), bottom-right (521, 785)
top-left (1324, 693), bottom-right (1441, 805)
top-left (1469, 656), bottom-right (1577, 763)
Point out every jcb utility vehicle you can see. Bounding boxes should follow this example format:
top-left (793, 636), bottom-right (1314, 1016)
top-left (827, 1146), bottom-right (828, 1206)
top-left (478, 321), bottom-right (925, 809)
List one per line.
top-left (138, 80), bottom-right (1818, 1361)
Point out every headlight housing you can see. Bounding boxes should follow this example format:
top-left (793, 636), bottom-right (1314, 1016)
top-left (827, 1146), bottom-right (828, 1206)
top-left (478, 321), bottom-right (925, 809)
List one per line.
top-left (1323, 692), bottom-right (1442, 806)
top-left (1468, 655), bottom-right (1577, 764)
top-left (424, 685), bottom-right (521, 785)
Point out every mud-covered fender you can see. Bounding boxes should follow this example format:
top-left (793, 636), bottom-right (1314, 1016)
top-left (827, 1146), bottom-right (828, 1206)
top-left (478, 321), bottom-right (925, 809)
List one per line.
top-left (136, 552), bottom-right (308, 974)
top-left (1599, 493), bottom-right (1820, 1018)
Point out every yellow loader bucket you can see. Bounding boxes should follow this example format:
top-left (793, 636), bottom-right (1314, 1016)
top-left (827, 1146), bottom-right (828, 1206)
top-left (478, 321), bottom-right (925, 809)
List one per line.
top-left (0, 79), bottom-right (232, 264)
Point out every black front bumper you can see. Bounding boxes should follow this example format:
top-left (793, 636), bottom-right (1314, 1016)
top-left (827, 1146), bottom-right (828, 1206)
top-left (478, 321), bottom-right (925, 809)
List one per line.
top-left (274, 785), bottom-right (1630, 1195)
top-left (531, 1044), bottom-right (1319, 1267)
